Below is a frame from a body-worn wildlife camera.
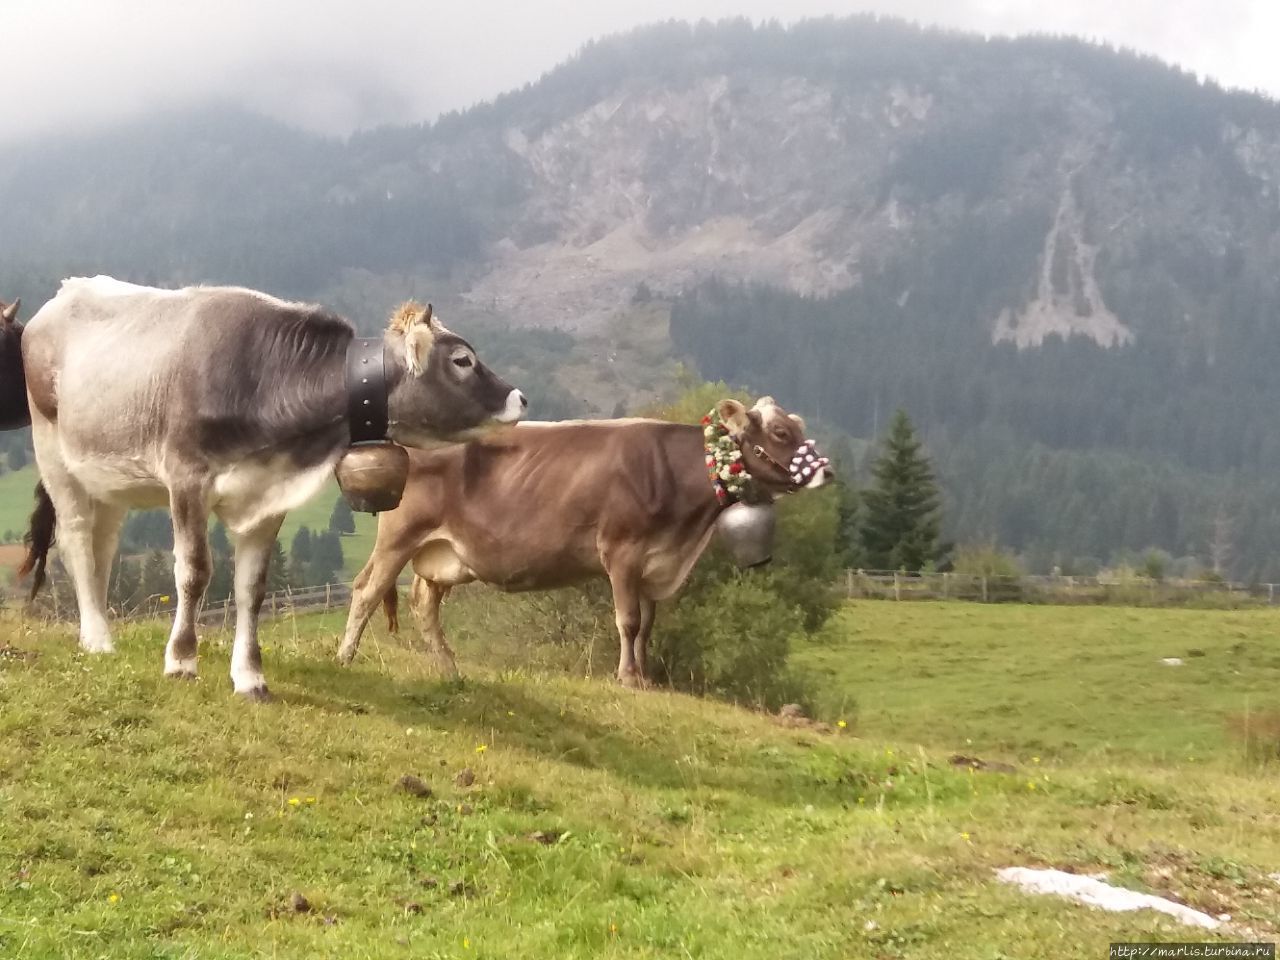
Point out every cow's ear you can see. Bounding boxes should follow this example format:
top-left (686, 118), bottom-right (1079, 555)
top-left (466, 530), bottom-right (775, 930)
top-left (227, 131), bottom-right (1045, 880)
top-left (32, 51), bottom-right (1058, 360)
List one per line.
top-left (415, 302), bottom-right (446, 335)
top-left (404, 323), bottom-right (435, 376)
top-left (716, 398), bottom-right (750, 435)
top-left (1, 299), bottom-right (18, 324)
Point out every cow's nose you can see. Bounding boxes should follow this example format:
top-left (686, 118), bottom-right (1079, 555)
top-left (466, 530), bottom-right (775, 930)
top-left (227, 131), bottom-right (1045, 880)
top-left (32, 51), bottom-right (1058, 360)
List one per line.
top-left (495, 388), bottom-right (527, 423)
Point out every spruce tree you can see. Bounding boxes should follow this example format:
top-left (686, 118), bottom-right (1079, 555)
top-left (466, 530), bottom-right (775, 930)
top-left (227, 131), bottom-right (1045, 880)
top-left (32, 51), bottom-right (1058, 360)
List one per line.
top-left (310, 531), bottom-right (345, 584)
top-left (859, 410), bottom-right (943, 572)
top-left (140, 549), bottom-right (174, 601)
top-left (266, 540), bottom-right (289, 594)
top-left (291, 526), bottom-right (314, 564)
top-left (329, 498), bottom-right (356, 535)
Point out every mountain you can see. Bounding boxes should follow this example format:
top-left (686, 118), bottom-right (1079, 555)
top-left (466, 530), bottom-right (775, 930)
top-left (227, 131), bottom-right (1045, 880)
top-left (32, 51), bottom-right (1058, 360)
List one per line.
top-left (4, 18), bottom-right (1280, 576)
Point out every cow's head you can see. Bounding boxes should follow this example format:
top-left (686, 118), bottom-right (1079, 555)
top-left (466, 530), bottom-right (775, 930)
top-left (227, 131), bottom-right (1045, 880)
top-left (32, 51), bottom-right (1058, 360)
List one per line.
top-left (383, 301), bottom-right (525, 446)
top-left (716, 396), bottom-right (832, 497)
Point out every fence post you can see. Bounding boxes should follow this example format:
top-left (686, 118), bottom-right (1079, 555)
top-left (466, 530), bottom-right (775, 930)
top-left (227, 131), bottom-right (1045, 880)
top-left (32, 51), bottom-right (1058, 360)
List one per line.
top-left (1270, 583), bottom-right (1275, 605)
top-left (942, 572), bottom-right (949, 600)
top-left (846, 569), bottom-right (854, 599)
top-left (981, 575), bottom-right (989, 603)
top-left (893, 572), bottom-right (901, 601)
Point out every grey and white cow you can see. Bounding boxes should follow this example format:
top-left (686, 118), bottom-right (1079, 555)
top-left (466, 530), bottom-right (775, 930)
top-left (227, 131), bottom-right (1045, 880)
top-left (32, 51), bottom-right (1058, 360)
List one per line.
top-left (20, 277), bottom-right (525, 699)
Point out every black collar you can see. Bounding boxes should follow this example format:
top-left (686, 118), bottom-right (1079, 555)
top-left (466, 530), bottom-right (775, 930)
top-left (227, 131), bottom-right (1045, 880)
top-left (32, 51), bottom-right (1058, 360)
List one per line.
top-left (346, 336), bottom-right (389, 443)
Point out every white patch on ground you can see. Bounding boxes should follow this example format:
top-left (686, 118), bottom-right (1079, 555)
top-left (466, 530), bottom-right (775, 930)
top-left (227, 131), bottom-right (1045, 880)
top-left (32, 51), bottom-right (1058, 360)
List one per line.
top-left (996, 867), bottom-right (1221, 930)
top-left (992, 185), bottom-right (1133, 349)
top-left (1160, 657), bottom-right (1185, 666)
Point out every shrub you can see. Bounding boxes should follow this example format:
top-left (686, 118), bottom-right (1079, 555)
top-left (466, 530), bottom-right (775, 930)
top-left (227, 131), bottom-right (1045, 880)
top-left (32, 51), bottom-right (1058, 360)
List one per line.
top-left (639, 380), bottom-right (843, 708)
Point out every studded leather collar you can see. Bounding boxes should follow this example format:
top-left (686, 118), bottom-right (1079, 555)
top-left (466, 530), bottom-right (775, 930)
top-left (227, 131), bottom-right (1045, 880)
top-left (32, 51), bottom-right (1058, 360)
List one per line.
top-left (346, 336), bottom-right (389, 443)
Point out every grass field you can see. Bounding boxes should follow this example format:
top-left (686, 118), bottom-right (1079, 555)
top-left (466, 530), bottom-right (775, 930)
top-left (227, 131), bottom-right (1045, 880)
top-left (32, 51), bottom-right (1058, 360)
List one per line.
top-left (3, 600), bottom-right (1280, 957)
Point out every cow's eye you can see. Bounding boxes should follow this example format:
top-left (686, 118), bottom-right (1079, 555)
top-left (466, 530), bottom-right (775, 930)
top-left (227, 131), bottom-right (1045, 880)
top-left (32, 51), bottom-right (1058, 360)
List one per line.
top-left (451, 353), bottom-right (474, 369)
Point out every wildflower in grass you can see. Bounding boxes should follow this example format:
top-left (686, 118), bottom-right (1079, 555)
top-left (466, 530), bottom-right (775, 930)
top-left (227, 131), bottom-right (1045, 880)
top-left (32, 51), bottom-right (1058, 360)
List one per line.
top-left (1032, 756), bottom-right (1041, 764)
top-left (305, 797), bottom-right (316, 804)
top-left (108, 892), bottom-right (121, 904)
top-left (475, 744), bottom-right (488, 754)
top-left (960, 832), bottom-right (971, 842)
top-left (837, 720), bottom-right (848, 729)
top-left (160, 595), bottom-right (170, 603)
top-left (288, 797), bottom-right (301, 807)
top-left (244, 812), bottom-right (253, 820)
top-left (1027, 781), bottom-right (1037, 791)
top-left (406, 728), bottom-right (415, 736)
top-left (610, 922), bottom-right (619, 935)
top-left (463, 938), bottom-right (471, 950)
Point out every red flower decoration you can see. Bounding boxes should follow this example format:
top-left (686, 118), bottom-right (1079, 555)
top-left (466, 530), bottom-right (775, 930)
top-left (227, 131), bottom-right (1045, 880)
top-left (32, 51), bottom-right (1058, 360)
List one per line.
top-left (700, 415), bottom-right (712, 425)
top-left (729, 462), bottom-right (743, 474)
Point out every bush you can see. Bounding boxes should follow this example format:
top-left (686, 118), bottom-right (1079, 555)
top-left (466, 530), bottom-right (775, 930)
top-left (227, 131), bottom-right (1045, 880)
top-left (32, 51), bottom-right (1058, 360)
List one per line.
top-left (640, 380), bottom-right (843, 708)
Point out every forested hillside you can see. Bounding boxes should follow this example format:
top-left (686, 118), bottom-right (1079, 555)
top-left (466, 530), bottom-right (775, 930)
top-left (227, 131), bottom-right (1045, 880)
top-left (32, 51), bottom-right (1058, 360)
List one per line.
top-left (3, 17), bottom-right (1280, 576)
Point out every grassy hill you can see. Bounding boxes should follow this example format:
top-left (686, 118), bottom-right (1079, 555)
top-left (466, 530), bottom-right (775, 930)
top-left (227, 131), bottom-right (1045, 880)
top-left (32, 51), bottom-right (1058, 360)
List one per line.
top-left (2, 601), bottom-right (1280, 957)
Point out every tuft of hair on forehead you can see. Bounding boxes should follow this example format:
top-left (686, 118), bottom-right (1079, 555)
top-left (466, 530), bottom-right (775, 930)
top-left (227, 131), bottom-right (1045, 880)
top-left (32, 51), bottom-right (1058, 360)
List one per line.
top-left (388, 300), bottom-right (432, 335)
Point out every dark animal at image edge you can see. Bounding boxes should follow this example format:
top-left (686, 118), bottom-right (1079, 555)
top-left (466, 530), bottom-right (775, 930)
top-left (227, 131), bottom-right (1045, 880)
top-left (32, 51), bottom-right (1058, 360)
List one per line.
top-left (19, 277), bottom-right (525, 700)
top-left (338, 397), bottom-right (830, 686)
top-left (0, 297), bottom-right (30, 430)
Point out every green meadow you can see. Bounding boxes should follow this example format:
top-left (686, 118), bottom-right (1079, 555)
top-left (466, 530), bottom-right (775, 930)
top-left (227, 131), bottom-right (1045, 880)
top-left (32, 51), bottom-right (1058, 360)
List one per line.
top-left (1, 599), bottom-right (1280, 957)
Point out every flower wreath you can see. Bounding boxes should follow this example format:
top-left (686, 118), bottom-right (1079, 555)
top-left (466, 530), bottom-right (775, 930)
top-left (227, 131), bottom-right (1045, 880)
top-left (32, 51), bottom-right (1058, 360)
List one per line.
top-left (701, 406), bottom-right (753, 504)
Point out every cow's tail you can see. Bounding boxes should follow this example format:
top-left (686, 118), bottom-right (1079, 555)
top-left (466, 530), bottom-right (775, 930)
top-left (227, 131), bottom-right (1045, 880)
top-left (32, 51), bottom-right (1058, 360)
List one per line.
top-left (18, 481), bottom-right (56, 601)
top-left (382, 585), bottom-right (400, 634)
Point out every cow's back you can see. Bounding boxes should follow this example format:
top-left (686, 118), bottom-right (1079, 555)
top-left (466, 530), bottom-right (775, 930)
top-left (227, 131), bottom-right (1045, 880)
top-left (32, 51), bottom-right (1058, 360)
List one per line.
top-left (24, 278), bottom-right (351, 466)
top-left (388, 419), bottom-right (717, 593)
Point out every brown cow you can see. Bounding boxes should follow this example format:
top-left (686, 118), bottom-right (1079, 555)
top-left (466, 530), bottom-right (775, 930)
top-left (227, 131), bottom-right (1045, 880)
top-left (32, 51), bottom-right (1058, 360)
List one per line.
top-left (337, 397), bottom-right (831, 686)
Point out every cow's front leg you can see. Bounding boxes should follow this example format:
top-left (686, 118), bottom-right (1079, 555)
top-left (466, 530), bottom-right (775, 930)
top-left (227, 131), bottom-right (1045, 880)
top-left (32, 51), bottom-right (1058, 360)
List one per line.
top-left (608, 569), bottom-right (646, 688)
top-left (338, 548), bottom-right (413, 665)
top-left (164, 487), bottom-right (211, 679)
top-left (228, 514), bottom-right (284, 701)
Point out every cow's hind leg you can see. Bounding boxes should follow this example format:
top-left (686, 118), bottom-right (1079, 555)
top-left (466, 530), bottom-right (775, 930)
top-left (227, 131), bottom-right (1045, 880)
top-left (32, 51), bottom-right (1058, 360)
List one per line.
top-left (632, 597), bottom-right (657, 685)
top-left (408, 576), bottom-right (460, 678)
top-left (164, 488), bottom-right (212, 679)
top-left (42, 472), bottom-right (113, 653)
top-left (338, 547), bottom-right (414, 665)
top-left (92, 503), bottom-right (126, 614)
top-left (227, 514), bottom-right (284, 701)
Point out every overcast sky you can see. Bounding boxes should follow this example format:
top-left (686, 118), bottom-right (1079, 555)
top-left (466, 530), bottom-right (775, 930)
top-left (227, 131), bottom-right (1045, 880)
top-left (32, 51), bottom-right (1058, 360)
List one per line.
top-left (1, 0), bottom-right (1275, 143)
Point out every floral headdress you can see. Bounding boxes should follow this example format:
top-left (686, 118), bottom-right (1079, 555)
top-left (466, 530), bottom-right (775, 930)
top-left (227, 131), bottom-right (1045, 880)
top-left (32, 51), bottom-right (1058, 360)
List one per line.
top-left (702, 406), bottom-right (753, 504)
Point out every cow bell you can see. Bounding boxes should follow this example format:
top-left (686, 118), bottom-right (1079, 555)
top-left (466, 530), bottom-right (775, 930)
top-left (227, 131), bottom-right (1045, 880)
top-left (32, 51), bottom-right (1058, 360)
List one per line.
top-left (715, 501), bottom-right (777, 569)
top-left (335, 441), bottom-right (409, 514)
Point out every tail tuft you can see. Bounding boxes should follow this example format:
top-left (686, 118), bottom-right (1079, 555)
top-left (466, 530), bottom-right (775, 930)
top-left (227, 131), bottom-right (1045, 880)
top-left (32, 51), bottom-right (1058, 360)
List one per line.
top-left (18, 482), bottom-right (56, 601)
top-left (382, 585), bottom-right (400, 634)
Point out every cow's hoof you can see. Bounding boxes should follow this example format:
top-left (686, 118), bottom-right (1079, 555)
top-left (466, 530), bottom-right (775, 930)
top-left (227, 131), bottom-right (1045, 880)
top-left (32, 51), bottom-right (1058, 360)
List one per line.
top-left (80, 639), bottom-right (115, 655)
top-left (236, 685), bottom-right (275, 704)
top-left (164, 657), bottom-right (198, 679)
top-left (336, 646), bottom-right (357, 667)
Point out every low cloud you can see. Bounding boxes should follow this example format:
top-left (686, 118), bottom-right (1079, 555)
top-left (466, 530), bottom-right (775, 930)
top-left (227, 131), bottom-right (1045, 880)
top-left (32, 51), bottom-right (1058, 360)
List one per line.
top-left (0, 0), bottom-right (1272, 144)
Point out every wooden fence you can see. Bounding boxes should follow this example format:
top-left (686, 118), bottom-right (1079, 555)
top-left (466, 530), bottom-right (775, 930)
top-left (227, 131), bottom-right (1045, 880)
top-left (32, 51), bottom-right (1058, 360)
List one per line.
top-left (15, 569), bottom-right (1280, 626)
top-left (841, 570), bottom-right (1280, 605)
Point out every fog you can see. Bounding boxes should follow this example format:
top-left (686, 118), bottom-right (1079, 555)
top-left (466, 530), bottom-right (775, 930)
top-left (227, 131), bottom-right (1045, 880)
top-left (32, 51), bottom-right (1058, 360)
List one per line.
top-left (1, 0), bottom-right (1274, 142)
